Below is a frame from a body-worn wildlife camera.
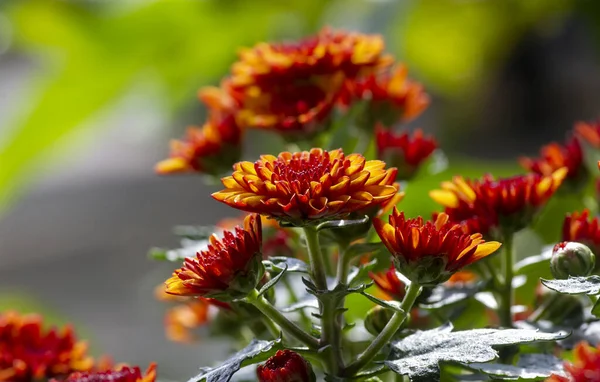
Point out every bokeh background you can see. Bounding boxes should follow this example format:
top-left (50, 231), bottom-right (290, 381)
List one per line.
top-left (0, 0), bottom-right (599, 379)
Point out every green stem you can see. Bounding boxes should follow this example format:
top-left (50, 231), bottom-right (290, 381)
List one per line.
top-left (246, 289), bottom-right (319, 349)
top-left (336, 243), bottom-right (351, 285)
top-left (321, 294), bottom-right (345, 374)
top-left (499, 233), bottom-right (515, 328)
top-left (343, 282), bottom-right (422, 377)
top-left (261, 315), bottom-right (281, 339)
top-left (303, 226), bottom-right (329, 291)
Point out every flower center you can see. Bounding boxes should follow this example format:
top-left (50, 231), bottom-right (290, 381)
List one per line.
top-left (273, 154), bottom-right (333, 186)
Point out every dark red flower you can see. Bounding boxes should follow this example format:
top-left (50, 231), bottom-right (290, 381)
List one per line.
top-left (165, 214), bottom-right (263, 299)
top-left (547, 341), bottom-right (600, 381)
top-left (562, 210), bottom-right (600, 256)
top-left (430, 169), bottom-right (567, 236)
top-left (0, 311), bottom-right (94, 381)
top-left (257, 350), bottom-right (315, 382)
top-left (56, 364), bottom-right (157, 382)
top-left (376, 126), bottom-right (437, 179)
top-left (212, 148), bottom-right (398, 225)
top-left (374, 209), bottom-right (501, 285)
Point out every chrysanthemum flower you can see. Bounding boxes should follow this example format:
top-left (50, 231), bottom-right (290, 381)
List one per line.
top-left (546, 341), bottom-right (600, 381)
top-left (156, 89), bottom-right (241, 175)
top-left (520, 137), bottom-right (585, 189)
top-left (575, 120), bottom-right (600, 148)
top-left (370, 266), bottom-right (406, 301)
top-left (0, 311), bottom-right (94, 381)
top-left (56, 363), bottom-right (157, 382)
top-left (376, 126), bottom-right (437, 180)
top-left (257, 350), bottom-right (315, 382)
top-left (340, 65), bottom-right (429, 127)
top-left (227, 28), bottom-right (392, 134)
top-left (373, 209), bottom-right (501, 286)
top-left (212, 148), bottom-right (398, 225)
top-left (430, 169), bottom-right (567, 237)
top-left (563, 210), bottom-right (600, 256)
top-left (165, 214), bottom-right (263, 300)
top-left (155, 117), bottom-right (241, 175)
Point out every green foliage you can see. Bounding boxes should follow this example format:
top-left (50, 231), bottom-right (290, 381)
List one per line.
top-left (541, 276), bottom-right (600, 295)
top-left (189, 338), bottom-right (281, 382)
top-left (385, 324), bottom-right (568, 381)
top-left (467, 353), bottom-right (565, 380)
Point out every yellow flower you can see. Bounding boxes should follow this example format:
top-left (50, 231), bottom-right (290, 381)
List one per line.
top-left (212, 148), bottom-right (398, 225)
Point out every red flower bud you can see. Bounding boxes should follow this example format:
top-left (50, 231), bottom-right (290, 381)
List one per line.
top-left (257, 350), bottom-right (315, 382)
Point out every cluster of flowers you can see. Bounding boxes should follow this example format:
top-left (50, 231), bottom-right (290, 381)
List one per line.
top-left (155, 27), bottom-right (433, 180)
top-left (151, 28), bottom-right (600, 381)
top-left (0, 311), bottom-right (156, 382)
top-left (7, 28), bottom-right (600, 382)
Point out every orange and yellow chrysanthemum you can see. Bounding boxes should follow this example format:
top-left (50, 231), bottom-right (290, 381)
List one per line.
top-left (546, 341), bottom-right (600, 382)
top-left (520, 136), bottom-right (584, 183)
top-left (0, 311), bottom-right (94, 382)
top-left (430, 169), bottom-right (567, 236)
top-left (165, 214), bottom-right (262, 299)
top-left (373, 209), bottom-right (501, 285)
top-left (156, 89), bottom-right (242, 175)
top-left (226, 28), bottom-right (392, 134)
top-left (56, 364), bottom-right (157, 382)
top-left (212, 148), bottom-right (398, 224)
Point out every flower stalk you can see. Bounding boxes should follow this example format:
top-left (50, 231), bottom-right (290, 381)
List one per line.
top-left (342, 282), bottom-right (422, 377)
top-left (245, 289), bottom-right (319, 349)
top-left (499, 232), bottom-right (515, 328)
top-left (303, 226), bottom-right (329, 291)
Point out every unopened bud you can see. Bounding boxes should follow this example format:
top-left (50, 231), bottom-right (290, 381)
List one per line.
top-left (364, 305), bottom-right (395, 335)
top-left (257, 350), bottom-right (316, 382)
top-left (550, 241), bottom-right (595, 279)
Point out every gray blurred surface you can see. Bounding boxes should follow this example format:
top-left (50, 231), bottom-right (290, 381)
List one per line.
top-left (0, 51), bottom-right (238, 380)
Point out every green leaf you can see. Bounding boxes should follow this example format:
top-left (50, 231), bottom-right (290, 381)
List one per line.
top-left (189, 338), bottom-right (281, 382)
top-left (315, 215), bottom-right (369, 231)
top-left (258, 264), bottom-right (287, 297)
top-left (361, 292), bottom-right (405, 313)
top-left (541, 276), bottom-right (600, 295)
top-left (264, 257), bottom-right (309, 273)
top-left (466, 353), bottom-right (565, 381)
top-left (385, 324), bottom-right (568, 382)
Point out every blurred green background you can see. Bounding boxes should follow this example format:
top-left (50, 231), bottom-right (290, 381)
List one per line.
top-left (0, 0), bottom-right (599, 379)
